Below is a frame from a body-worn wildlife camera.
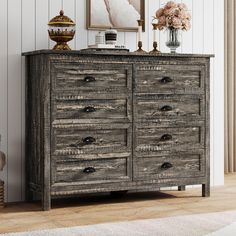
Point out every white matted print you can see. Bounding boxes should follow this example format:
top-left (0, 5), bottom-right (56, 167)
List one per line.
top-left (87, 0), bottom-right (145, 31)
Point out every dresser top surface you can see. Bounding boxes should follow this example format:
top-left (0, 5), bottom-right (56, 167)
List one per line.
top-left (22, 49), bottom-right (214, 58)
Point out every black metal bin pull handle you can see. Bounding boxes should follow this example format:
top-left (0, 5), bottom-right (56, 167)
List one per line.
top-left (83, 137), bottom-right (96, 145)
top-left (83, 167), bottom-right (96, 174)
top-left (160, 77), bottom-right (173, 84)
top-left (161, 162), bottom-right (173, 170)
top-left (83, 106), bottom-right (96, 113)
top-left (84, 76), bottom-right (96, 83)
top-left (160, 134), bottom-right (172, 141)
top-left (160, 105), bottom-right (173, 112)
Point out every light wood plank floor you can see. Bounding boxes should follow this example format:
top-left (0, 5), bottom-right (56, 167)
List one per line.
top-left (0, 174), bottom-right (235, 234)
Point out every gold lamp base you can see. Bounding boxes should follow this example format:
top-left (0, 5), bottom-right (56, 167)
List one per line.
top-left (52, 42), bottom-right (71, 50)
top-left (149, 41), bottom-right (160, 54)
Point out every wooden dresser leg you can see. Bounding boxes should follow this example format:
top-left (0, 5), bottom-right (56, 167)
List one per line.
top-left (202, 183), bottom-right (210, 197)
top-left (42, 192), bottom-right (51, 211)
top-left (178, 186), bottom-right (186, 191)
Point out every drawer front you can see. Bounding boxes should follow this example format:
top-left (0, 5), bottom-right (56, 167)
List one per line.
top-left (134, 152), bottom-right (205, 180)
top-left (52, 157), bottom-right (131, 184)
top-left (52, 123), bottom-right (132, 155)
top-left (135, 94), bottom-right (204, 121)
top-left (51, 63), bottom-right (132, 93)
top-left (135, 125), bottom-right (205, 153)
top-left (135, 64), bottom-right (205, 94)
top-left (52, 95), bottom-right (131, 123)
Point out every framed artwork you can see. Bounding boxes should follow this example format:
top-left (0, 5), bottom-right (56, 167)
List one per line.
top-left (87, 0), bottom-right (145, 31)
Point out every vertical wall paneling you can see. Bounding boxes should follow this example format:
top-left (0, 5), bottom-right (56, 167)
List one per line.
top-left (0, 0), bottom-right (224, 201)
top-left (0, 0), bottom-right (8, 201)
top-left (35, 0), bottom-right (49, 50)
top-left (182, 0), bottom-right (193, 53)
top-left (87, 30), bottom-right (98, 46)
top-left (192, 0), bottom-right (204, 53)
top-left (213, 0), bottom-right (224, 185)
top-left (63, 0), bottom-right (76, 50)
top-left (75, 0), bottom-right (87, 49)
top-left (21, 0), bottom-right (36, 201)
top-left (117, 32), bottom-right (125, 46)
top-left (124, 32), bottom-right (137, 52)
top-left (7, 0), bottom-right (22, 202)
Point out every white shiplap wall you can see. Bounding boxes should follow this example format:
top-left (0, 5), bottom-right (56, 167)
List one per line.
top-left (0, 0), bottom-right (224, 202)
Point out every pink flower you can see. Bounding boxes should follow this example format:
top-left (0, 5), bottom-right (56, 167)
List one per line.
top-left (165, 1), bottom-right (177, 9)
top-left (164, 7), bottom-right (176, 17)
top-left (179, 11), bottom-right (187, 19)
top-left (171, 17), bottom-right (182, 29)
top-left (153, 1), bottom-right (191, 31)
top-left (182, 20), bottom-right (191, 30)
top-left (157, 23), bottom-right (165, 30)
top-left (156, 8), bottom-right (164, 18)
top-left (158, 15), bottom-right (166, 26)
top-left (178, 3), bottom-right (187, 10)
top-left (174, 9), bottom-right (181, 17)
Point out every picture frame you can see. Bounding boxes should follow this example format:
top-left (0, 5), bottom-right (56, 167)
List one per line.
top-left (87, 0), bottom-right (145, 32)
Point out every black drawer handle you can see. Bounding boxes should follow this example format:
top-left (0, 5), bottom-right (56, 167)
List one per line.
top-left (160, 105), bottom-right (173, 112)
top-left (161, 162), bottom-right (173, 170)
top-left (83, 167), bottom-right (96, 174)
top-left (160, 77), bottom-right (173, 84)
top-left (83, 136), bottom-right (96, 145)
top-left (83, 106), bottom-right (96, 113)
top-left (160, 134), bottom-right (172, 141)
top-left (84, 76), bottom-right (96, 83)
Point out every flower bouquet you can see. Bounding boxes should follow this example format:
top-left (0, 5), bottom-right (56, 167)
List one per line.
top-left (154, 1), bottom-right (191, 53)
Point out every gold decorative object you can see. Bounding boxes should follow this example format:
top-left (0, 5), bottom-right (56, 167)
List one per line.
top-left (48, 10), bottom-right (75, 50)
top-left (135, 19), bottom-right (147, 53)
top-left (150, 23), bottom-right (160, 54)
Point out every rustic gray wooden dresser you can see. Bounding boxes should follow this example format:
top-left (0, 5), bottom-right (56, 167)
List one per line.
top-left (23, 50), bottom-right (212, 210)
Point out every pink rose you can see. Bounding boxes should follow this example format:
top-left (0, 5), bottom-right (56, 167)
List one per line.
top-left (171, 17), bottom-right (182, 29)
top-left (165, 1), bottom-right (177, 9)
top-left (179, 11), bottom-right (187, 19)
top-left (164, 7), bottom-right (176, 17)
top-left (178, 3), bottom-right (187, 10)
top-left (183, 21), bottom-right (191, 30)
top-left (156, 8), bottom-right (164, 18)
top-left (158, 15), bottom-right (166, 26)
top-left (157, 23), bottom-right (165, 30)
top-left (174, 9), bottom-right (181, 17)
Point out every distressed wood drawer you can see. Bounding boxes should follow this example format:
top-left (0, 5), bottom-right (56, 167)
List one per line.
top-left (51, 123), bottom-right (132, 155)
top-left (134, 151), bottom-right (205, 180)
top-left (135, 94), bottom-right (204, 121)
top-left (134, 64), bottom-right (205, 94)
top-left (51, 63), bottom-right (132, 93)
top-left (52, 94), bottom-right (131, 123)
top-left (52, 157), bottom-right (131, 184)
top-left (135, 124), bottom-right (205, 153)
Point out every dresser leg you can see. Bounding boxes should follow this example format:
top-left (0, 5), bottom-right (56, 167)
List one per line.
top-left (42, 192), bottom-right (51, 211)
top-left (178, 186), bottom-right (186, 191)
top-left (202, 183), bottom-right (210, 197)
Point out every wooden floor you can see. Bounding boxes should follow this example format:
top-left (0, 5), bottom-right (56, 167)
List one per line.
top-left (0, 174), bottom-right (235, 234)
